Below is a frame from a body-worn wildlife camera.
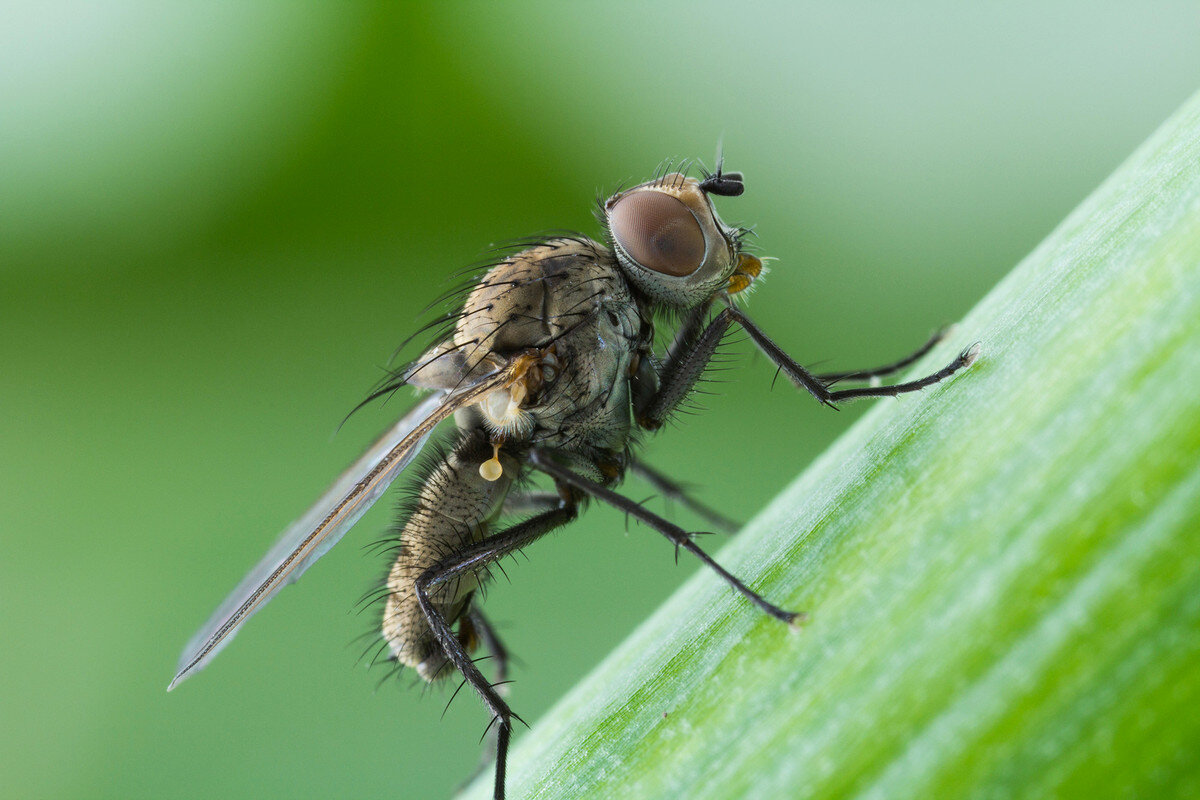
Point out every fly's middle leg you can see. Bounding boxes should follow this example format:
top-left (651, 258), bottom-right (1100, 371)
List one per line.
top-left (530, 449), bottom-right (800, 627)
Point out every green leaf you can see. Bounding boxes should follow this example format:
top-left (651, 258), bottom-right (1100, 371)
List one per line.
top-left (464, 90), bottom-right (1200, 799)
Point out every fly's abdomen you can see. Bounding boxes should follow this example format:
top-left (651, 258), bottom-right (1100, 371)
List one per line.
top-left (382, 431), bottom-right (517, 681)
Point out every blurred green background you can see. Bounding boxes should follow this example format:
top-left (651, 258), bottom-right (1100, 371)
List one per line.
top-left (3, 3), bottom-right (1198, 798)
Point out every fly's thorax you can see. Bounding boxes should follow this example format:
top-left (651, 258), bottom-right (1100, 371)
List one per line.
top-left (454, 237), bottom-right (621, 368)
top-left (407, 236), bottom-right (645, 455)
top-left (524, 292), bottom-right (640, 454)
top-left (406, 237), bottom-right (622, 391)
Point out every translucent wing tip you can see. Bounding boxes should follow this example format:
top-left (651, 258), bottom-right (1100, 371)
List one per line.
top-left (168, 649), bottom-right (204, 691)
top-left (163, 386), bottom-right (477, 695)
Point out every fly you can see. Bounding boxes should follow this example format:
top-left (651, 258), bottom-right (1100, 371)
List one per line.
top-left (170, 159), bottom-right (979, 799)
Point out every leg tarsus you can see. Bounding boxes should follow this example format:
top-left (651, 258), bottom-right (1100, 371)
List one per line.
top-left (494, 721), bottom-right (511, 800)
top-left (823, 342), bottom-right (980, 402)
top-left (637, 307), bottom-right (975, 428)
top-left (453, 608), bottom-right (514, 795)
top-left (816, 326), bottom-right (950, 384)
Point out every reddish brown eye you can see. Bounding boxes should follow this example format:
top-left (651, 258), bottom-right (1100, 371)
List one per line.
top-left (608, 191), bottom-right (705, 276)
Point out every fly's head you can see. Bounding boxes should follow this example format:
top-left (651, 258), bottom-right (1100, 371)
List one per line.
top-left (603, 165), bottom-right (763, 309)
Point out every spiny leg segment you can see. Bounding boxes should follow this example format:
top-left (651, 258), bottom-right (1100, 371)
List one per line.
top-left (453, 608), bottom-right (513, 795)
top-left (628, 458), bottom-right (740, 533)
top-left (638, 305), bottom-right (976, 426)
top-left (529, 449), bottom-right (800, 626)
top-left (415, 501), bottom-right (577, 800)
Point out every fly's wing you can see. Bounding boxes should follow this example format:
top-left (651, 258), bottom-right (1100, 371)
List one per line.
top-left (169, 367), bottom-right (512, 690)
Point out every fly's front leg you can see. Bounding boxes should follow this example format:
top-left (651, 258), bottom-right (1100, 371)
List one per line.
top-left (637, 306), bottom-right (977, 426)
top-left (529, 449), bottom-right (800, 626)
top-left (729, 306), bottom-right (978, 404)
top-left (815, 326), bottom-right (950, 385)
top-left (635, 302), bottom-right (718, 429)
top-left (416, 502), bottom-right (577, 800)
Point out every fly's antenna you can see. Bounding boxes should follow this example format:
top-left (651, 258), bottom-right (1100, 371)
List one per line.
top-left (699, 138), bottom-right (745, 197)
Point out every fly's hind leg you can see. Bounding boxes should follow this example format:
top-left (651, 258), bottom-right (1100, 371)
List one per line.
top-left (455, 608), bottom-right (514, 795)
top-left (417, 501), bottom-right (578, 800)
top-left (500, 491), bottom-right (561, 517)
top-left (467, 608), bottom-right (511, 690)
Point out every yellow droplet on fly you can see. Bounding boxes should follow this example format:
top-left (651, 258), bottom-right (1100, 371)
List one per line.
top-left (479, 442), bottom-right (504, 481)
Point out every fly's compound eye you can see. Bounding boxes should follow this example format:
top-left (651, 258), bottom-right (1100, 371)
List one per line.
top-left (608, 191), bottom-right (706, 277)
